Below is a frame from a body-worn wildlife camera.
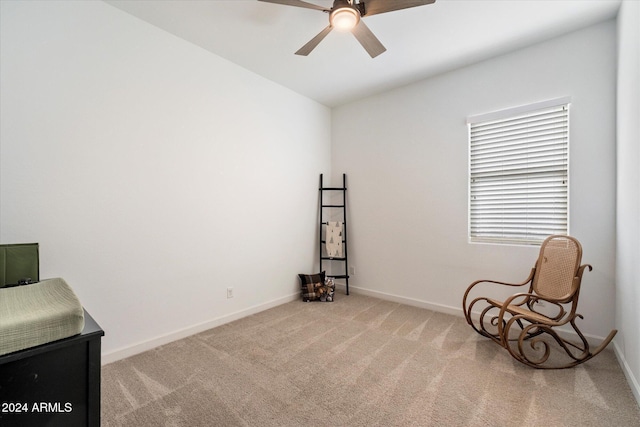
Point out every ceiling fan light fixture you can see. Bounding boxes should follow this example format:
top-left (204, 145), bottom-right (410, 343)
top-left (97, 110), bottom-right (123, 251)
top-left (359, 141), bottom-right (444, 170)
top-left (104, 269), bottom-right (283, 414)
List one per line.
top-left (330, 7), bottom-right (360, 31)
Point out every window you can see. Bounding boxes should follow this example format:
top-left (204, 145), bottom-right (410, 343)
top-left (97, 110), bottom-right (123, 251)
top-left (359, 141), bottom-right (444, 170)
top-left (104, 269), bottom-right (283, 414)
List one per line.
top-left (468, 98), bottom-right (570, 245)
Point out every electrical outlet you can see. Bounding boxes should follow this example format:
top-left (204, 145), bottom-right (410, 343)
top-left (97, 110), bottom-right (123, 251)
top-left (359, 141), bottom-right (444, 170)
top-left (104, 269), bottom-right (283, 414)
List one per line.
top-left (227, 287), bottom-right (234, 299)
top-left (349, 266), bottom-right (355, 276)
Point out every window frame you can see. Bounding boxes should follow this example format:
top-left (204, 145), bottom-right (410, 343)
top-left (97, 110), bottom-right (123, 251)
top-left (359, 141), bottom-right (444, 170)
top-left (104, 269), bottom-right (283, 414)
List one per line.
top-left (467, 97), bottom-right (571, 246)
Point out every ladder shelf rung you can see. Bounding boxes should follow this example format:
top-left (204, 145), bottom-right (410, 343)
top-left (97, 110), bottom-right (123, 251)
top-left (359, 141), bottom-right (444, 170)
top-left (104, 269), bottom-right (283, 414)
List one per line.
top-left (320, 187), bottom-right (347, 191)
top-left (321, 257), bottom-right (346, 261)
top-left (321, 204), bottom-right (345, 208)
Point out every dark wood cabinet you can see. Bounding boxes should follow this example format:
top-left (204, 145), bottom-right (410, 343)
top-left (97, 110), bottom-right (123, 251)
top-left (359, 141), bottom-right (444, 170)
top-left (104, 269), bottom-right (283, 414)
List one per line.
top-left (0, 310), bottom-right (104, 427)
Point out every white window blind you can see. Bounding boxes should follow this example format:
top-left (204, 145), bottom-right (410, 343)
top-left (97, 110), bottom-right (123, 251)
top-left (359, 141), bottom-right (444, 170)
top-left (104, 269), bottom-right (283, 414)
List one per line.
top-left (468, 101), bottom-right (569, 245)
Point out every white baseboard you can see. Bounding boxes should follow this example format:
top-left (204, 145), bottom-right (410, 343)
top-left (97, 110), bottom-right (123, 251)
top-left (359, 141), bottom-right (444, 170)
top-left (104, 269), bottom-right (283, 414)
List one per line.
top-left (345, 284), bottom-right (462, 317)
top-left (613, 341), bottom-right (640, 407)
top-left (102, 292), bottom-right (299, 365)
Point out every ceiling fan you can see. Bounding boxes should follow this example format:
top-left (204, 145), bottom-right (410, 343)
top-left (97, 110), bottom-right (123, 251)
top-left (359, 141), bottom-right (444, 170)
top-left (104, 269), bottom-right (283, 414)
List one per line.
top-left (258, 0), bottom-right (436, 58)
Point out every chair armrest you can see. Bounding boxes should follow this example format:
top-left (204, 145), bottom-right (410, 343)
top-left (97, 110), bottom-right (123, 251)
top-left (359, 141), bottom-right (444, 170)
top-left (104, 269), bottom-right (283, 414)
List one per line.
top-left (462, 268), bottom-right (536, 321)
top-left (463, 268), bottom-right (535, 301)
top-left (470, 267), bottom-right (536, 288)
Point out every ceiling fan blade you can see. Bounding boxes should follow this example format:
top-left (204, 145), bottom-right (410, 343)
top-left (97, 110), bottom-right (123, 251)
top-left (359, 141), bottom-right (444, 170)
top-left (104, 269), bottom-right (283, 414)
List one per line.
top-left (352, 20), bottom-right (386, 58)
top-left (360, 0), bottom-right (435, 17)
top-left (295, 25), bottom-right (333, 56)
top-left (257, 0), bottom-right (328, 12)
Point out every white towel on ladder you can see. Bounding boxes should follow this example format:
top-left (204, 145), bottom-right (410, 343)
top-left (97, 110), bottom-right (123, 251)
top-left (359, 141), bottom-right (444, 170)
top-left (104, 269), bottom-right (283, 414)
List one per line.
top-left (326, 221), bottom-right (343, 258)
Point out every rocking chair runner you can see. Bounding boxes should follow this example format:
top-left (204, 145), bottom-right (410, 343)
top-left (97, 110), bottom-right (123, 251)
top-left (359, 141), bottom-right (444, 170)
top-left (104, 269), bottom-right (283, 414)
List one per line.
top-left (462, 235), bottom-right (617, 369)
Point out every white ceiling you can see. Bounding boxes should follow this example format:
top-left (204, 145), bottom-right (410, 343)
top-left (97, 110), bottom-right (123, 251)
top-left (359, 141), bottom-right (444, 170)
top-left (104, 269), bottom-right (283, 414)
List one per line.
top-left (104, 0), bottom-right (621, 107)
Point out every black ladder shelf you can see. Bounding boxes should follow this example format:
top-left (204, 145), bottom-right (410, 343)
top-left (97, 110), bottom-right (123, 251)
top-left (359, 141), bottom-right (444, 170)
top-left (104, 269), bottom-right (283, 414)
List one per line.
top-left (319, 173), bottom-right (349, 295)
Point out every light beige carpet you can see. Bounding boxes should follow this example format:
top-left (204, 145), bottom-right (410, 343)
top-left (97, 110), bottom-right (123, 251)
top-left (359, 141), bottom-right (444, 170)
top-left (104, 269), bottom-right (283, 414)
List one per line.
top-left (102, 293), bottom-right (640, 426)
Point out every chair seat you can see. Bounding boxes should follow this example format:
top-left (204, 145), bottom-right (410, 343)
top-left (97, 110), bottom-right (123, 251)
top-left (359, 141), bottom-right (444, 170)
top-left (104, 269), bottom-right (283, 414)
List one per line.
top-left (486, 298), bottom-right (552, 324)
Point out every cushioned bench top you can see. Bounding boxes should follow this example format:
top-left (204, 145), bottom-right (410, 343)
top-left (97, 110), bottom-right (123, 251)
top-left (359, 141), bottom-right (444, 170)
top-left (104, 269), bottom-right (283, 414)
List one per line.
top-left (0, 278), bottom-right (84, 356)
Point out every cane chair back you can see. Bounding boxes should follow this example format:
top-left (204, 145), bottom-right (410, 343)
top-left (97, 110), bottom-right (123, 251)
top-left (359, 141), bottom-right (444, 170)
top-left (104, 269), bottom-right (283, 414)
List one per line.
top-left (531, 235), bottom-right (581, 302)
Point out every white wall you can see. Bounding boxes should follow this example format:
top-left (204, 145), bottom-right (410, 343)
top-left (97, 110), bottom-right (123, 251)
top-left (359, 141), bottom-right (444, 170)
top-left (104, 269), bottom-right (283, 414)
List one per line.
top-left (0, 1), bottom-right (331, 361)
top-left (0, 2), bottom-right (632, 395)
top-left (332, 21), bottom-right (617, 340)
top-left (616, 0), bottom-right (640, 403)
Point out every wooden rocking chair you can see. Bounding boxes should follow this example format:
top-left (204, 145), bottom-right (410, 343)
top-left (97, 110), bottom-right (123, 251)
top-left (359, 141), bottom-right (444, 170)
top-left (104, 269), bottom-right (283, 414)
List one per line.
top-left (462, 235), bottom-right (617, 369)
